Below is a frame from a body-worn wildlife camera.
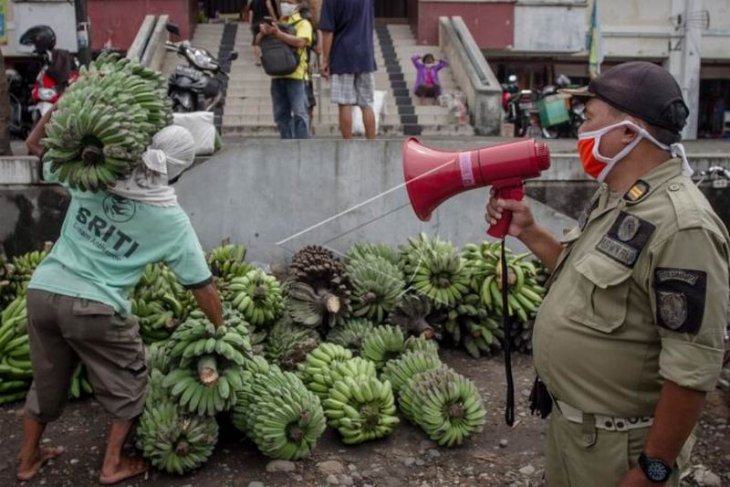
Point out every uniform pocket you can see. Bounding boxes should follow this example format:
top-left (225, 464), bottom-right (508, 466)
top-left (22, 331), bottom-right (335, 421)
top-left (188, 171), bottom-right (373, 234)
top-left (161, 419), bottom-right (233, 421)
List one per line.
top-left (72, 300), bottom-right (115, 317)
top-left (569, 252), bottom-right (633, 333)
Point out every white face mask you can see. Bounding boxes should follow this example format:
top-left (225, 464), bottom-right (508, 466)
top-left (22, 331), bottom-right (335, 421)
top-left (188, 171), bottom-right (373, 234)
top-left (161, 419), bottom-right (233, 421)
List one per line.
top-left (280, 3), bottom-right (297, 17)
top-left (577, 120), bottom-right (692, 182)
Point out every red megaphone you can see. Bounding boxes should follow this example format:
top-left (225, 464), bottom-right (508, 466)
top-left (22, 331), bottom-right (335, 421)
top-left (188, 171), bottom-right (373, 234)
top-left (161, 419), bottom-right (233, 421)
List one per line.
top-left (402, 138), bottom-right (551, 239)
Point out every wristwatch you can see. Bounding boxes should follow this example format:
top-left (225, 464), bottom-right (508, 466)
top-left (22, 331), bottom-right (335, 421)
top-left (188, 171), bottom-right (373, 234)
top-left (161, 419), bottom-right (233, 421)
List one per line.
top-left (639, 452), bottom-right (672, 483)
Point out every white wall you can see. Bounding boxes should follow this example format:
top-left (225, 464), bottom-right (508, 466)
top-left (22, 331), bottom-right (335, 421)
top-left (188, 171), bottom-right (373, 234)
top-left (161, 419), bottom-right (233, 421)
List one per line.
top-left (1, 1), bottom-right (77, 57)
top-left (514, 3), bottom-right (587, 52)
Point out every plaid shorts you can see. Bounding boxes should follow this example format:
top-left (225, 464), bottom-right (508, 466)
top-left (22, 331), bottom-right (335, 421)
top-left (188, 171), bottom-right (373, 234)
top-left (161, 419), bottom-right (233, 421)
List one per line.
top-left (330, 72), bottom-right (375, 107)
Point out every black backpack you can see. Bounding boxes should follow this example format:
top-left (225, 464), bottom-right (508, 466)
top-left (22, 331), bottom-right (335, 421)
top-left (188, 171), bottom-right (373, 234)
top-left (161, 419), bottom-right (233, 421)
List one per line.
top-left (261, 20), bottom-right (307, 76)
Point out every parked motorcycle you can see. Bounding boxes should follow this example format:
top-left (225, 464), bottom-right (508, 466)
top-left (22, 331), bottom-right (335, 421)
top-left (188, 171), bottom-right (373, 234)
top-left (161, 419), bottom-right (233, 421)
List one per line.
top-left (505, 89), bottom-right (537, 138)
top-left (6, 69), bottom-right (33, 139)
top-left (165, 23), bottom-right (238, 112)
top-left (19, 25), bottom-right (78, 124)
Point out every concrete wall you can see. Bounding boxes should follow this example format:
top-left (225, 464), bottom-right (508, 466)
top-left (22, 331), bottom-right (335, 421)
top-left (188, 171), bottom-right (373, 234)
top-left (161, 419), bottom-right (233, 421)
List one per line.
top-left (414, 1), bottom-right (514, 48)
top-left (513, 2), bottom-right (586, 52)
top-left (1, 1), bottom-right (77, 57)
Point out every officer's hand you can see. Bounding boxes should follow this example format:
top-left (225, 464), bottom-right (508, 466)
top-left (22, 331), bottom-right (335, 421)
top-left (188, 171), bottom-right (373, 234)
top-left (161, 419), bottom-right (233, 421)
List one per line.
top-left (321, 61), bottom-right (330, 81)
top-left (485, 192), bottom-right (535, 239)
top-left (618, 467), bottom-right (661, 487)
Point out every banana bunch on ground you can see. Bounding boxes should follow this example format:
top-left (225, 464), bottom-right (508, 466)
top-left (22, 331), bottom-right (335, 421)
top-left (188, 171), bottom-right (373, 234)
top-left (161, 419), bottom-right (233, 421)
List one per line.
top-left (380, 350), bottom-right (442, 394)
top-left (137, 370), bottom-right (219, 475)
top-left (346, 255), bottom-right (405, 324)
top-left (325, 318), bottom-right (375, 354)
top-left (328, 357), bottom-right (377, 387)
top-left (0, 249), bottom-right (16, 306)
top-left (388, 293), bottom-right (437, 338)
top-left (360, 325), bottom-right (406, 370)
top-left (298, 343), bottom-right (353, 399)
top-left (442, 293), bottom-right (504, 359)
top-left (324, 374), bottom-right (399, 444)
top-left (465, 242), bottom-right (546, 323)
top-left (399, 366), bottom-right (486, 447)
top-left (403, 335), bottom-right (440, 355)
top-left (8, 243), bottom-right (53, 298)
top-left (232, 365), bottom-right (326, 460)
top-left (0, 296), bottom-right (31, 404)
top-left (346, 242), bottom-right (401, 268)
top-left (42, 53), bottom-right (172, 191)
top-left (67, 364), bottom-right (94, 400)
top-left (264, 315), bottom-right (320, 371)
top-left (286, 246), bottom-right (351, 332)
top-left (511, 318), bottom-right (535, 354)
top-left (400, 234), bottom-right (470, 309)
top-left (207, 243), bottom-right (253, 295)
top-left (162, 312), bottom-right (251, 416)
top-left (227, 269), bottom-right (284, 328)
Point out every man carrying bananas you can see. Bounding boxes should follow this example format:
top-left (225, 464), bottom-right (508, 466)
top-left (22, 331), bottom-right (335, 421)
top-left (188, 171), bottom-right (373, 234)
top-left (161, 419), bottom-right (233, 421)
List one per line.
top-left (19, 116), bottom-right (224, 484)
top-left (486, 62), bottom-right (729, 486)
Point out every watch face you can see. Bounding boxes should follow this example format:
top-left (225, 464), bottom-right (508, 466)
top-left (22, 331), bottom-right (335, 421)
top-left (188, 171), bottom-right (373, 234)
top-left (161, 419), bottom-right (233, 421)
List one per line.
top-left (646, 461), bottom-right (670, 481)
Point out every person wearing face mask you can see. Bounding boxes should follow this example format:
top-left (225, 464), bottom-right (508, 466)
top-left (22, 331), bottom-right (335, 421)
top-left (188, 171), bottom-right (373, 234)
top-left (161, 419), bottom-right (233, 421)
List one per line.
top-left (411, 53), bottom-right (448, 105)
top-left (486, 61), bottom-right (729, 486)
top-left (18, 119), bottom-right (223, 484)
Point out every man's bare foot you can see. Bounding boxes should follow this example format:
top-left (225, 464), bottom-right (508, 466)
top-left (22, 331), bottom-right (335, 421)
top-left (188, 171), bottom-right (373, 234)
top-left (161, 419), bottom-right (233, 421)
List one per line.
top-left (99, 456), bottom-right (148, 485)
top-left (17, 446), bottom-right (65, 481)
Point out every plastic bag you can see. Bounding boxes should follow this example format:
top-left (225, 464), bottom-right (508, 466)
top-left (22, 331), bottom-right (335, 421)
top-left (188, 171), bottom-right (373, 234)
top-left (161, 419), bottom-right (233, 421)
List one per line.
top-left (173, 112), bottom-right (218, 156)
top-left (352, 90), bottom-right (387, 136)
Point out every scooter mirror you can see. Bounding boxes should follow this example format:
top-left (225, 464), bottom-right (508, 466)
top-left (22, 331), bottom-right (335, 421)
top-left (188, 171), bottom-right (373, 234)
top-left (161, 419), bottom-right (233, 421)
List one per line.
top-left (229, 52), bottom-right (239, 61)
top-left (166, 23), bottom-right (181, 36)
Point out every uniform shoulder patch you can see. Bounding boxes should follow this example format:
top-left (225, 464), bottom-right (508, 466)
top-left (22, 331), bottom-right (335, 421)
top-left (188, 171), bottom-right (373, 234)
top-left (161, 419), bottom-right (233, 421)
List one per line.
top-left (623, 180), bottom-right (650, 203)
top-left (654, 268), bottom-right (707, 334)
top-left (595, 212), bottom-right (656, 267)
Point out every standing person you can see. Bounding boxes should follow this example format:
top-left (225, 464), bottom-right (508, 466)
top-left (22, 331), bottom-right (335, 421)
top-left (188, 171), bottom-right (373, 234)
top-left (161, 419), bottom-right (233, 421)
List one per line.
top-left (486, 61), bottom-right (729, 486)
top-left (411, 53), bottom-right (447, 105)
top-left (257, 0), bottom-right (313, 139)
top-left (299, 3), bottom-right (319, 136)
top-left (18, 113), bottom-right (223, 484)
top-left (249, 0), bottom-right (279, 66)
top-left (319, 0), bottom-right (377, 139)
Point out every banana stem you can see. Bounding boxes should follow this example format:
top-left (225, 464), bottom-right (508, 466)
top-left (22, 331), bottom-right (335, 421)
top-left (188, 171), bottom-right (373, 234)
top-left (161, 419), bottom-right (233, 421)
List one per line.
top-left (412, 318), bottom-right (433, 337)
top-left (174, 441), bottom-right (190, 456)
top-left (320, 291), bottom-right (341, 314)
top-left (197, 355), bottom-right (219, 385)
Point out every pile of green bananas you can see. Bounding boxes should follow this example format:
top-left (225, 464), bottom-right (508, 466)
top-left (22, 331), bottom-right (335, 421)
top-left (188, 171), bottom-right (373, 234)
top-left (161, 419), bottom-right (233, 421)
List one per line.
top-left (380, 350), bottom-right (442, 394)
top-left (325, 318), bottom-right (375, 354)
top-left (227, 269), bottom-right (284, 327)
top-left (346, 242), bottom-right (400, 268)
top-left (400, 234), bottom-right (470, 309)
top-left (360, 325), bottom-right (405, 370)
top-left (0, 296), bottom-right (31, 405)
top-left (264, 315), bottom-right (320, 371)
top-left (286, 246), bottom-right (351, 332)
top-left (7, 243), bottom-right (53, 299)
top-left (399, 366), bottom-right (486, 447)
top-left (403, 335), bottom-right (440, 355)
top-left (232, 364), bottom-right (326, 460)
top-left (207, 243), bottom-right (253, 296)
top-left (68, 364), bottom-right (93, 400)
top-left (42, 53), bottom-right (172, 191)
top-left (137, 370), bottom-right (219, 475)
top-left (324, 374), bottom-right (399, 444)
top-left (346, 255), bottom-right (405, 323)
top-left (162, 312), bottom-right (251, 416)
top-left (298, 342), bottom-right (353, 399)
top-left (0, 250), bottom-right (14, 306)
top-left (441, 293), bottom-right (504, 359)
top-left (463, 242), bottom-right (546, 323)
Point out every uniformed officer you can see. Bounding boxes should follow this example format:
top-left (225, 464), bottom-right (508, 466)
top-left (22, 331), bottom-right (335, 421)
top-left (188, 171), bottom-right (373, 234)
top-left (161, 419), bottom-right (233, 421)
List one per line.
top-left (487, 61), bottom-right (729, 486)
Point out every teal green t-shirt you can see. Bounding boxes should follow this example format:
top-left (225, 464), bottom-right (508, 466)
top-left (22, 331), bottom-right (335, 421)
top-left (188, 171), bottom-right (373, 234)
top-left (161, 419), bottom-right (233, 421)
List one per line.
top-left (29, 163), bottom-right (212, 315)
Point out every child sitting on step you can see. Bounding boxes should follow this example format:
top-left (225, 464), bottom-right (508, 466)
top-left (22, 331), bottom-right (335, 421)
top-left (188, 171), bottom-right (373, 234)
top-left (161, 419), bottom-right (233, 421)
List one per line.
top-left (411, 53), bottom-right (448, 105)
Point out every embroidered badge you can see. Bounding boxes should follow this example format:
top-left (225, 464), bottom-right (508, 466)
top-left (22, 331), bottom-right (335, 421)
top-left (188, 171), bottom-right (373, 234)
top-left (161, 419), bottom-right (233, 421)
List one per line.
top-left (623, 180), bottom-right (650, 203)
top-left (654, 267), bottom-right (706, 334)
top-left (596, 212), bottom-right (656, 267)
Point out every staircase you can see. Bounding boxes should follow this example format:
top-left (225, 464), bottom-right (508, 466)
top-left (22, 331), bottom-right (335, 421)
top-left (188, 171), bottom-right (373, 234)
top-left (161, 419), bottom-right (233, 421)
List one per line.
top-left (163, 21), bottom-right (474, 137)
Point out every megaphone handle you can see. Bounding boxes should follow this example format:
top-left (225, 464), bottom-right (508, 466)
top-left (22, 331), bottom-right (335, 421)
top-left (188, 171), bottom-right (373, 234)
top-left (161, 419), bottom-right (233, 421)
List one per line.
top-left (487, 184), bottom-right (525, 239)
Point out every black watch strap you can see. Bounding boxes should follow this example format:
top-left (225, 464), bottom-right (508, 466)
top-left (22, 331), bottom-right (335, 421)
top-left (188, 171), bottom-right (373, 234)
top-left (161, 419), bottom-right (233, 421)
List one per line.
top-left (639, 452), bottom-right (672, 483)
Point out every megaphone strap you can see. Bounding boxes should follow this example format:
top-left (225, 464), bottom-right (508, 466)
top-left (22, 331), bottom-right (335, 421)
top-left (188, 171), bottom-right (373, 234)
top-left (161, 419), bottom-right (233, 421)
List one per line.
top-left (501, 240), bottom-right (516, 427)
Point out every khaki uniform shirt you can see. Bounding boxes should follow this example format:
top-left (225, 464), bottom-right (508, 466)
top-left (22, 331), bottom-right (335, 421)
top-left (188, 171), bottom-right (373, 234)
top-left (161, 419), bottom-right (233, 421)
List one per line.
top-left (533, 158), bottom-right (729, 417)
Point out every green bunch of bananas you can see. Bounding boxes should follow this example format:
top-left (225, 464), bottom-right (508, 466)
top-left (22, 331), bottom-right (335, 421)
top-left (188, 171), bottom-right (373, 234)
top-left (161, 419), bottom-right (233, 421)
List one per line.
top-left (162, 312), bottom-right (251, 416)
top-left (325, 318), bottom-right (375, 354)
top-left (328, 357), bottom-right (377, 387)
top-left (347, 255), bottom-right (405, 324)
top-left (264, 315), bottom-right (320, 371)
top-left (207, 243), bottom-right (253, 295)
top-left (388, 293), bottom-right (437, 338)
top-left (42, 53), bottom-right (172, 191)
top-left (136, 401), bottom-right (219, 475)
top-left (442, 293), bottom-right (503, 359)
top-left (400, 234), bottom-right (470, 309)
top-left (0, 249), bottom-right (16, 306)
top-left (323, 375), bottom-right (399, 444)
top-left (399, 366), bottom-right (486, 447)
top-left (0, 295), bottom-right (31, 405)
top-left (360, 325), bottom-right (405, 370)
top-left (227, 269), bottom-right (284, 327)
top-left (346, 241), bottom-right (401, 268)
top-left (286, 246), bottom-right (351, 332)
top-left (463, 242), bottom-right (546, 323)
top-left (298, 342), bottom-right (353, 399)
top-left (403, 335), bottom-right (440, 355)
top-left (8, 243), bottom-right (53, 298)
top-left (67, 364), bottom-right (93, 400)
top-left (232, 365), bottom-right (326, 460)
top-left (380, 350), bottom-right (442, 394)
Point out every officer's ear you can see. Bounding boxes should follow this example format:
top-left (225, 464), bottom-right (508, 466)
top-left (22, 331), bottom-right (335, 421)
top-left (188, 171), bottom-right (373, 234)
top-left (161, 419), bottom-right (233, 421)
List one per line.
top-left (620, 117), bottom-right (643, 145)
